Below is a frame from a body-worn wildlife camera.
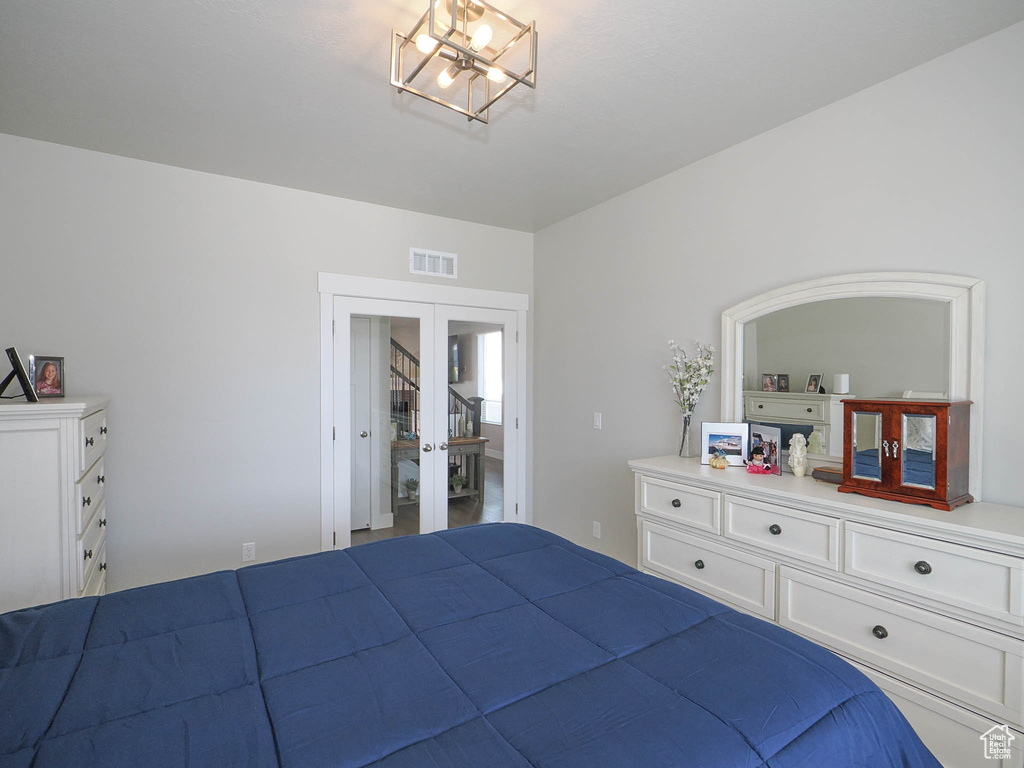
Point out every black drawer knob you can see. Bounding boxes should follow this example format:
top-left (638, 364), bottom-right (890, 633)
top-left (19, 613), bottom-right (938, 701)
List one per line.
top-left (694, 559), bottom-right (705, 570)
top-left (769, 524), bottom-right (782, 536)
top-left (85, 437), bottom-right (94, 447)
top-left (872, 625), bottom-right (888, 639)
top-left (757, 404), bottom-right (764, 409)
top-left (671, 498), bottom-right (681, 508)
top-left (914, 561), bottom-right (932, 575)
top-left (83, 496), bottom-right (91, 507)
top-left (83, 549), bottom-right (93, 561)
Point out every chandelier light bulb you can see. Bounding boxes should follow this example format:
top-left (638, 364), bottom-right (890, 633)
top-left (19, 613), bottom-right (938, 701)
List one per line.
top-left (415, 34), bottom-right (439, 54)
top-left (487, 66), bottom-right (506, 83)
top-left (437, 62), bottom-right (459, 89)
top-left (469, 24), bottom-right (492, 52)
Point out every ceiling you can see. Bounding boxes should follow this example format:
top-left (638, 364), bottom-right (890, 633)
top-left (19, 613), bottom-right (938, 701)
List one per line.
top-left (2, 1), bottom-right (1022, 233)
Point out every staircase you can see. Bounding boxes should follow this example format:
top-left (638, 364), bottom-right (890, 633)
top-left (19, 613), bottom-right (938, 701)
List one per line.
top-left (390, 339), bottom-right (482, 442)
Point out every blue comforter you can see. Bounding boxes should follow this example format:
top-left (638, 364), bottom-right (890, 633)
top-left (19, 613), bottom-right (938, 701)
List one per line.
top-left (1, 523), bottom-right (937, 767)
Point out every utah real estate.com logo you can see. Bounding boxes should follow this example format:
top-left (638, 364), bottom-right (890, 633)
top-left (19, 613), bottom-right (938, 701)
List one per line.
top-left (980, 725), bottom-right (1015, 760)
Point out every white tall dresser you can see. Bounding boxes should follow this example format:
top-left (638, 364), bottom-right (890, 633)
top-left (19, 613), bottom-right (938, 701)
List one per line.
top-left (0, 397), bottom-right (110, 613)
top-left (631, 455), bottom-right (1024, 768)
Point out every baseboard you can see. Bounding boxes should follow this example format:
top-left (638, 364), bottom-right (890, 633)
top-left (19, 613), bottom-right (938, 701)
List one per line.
top-left (485, 449), bottom-right (504, 461)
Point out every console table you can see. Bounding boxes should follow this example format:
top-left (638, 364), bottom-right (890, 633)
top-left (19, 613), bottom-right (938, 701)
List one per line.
top-left (630, 455), bottom-right (1024, 768)
top-left (391, 435), bottom-right (489, 511)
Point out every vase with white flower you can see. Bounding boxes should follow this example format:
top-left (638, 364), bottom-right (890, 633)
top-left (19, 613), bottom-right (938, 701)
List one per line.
top-left (664, 340), bottom-right (715, 458)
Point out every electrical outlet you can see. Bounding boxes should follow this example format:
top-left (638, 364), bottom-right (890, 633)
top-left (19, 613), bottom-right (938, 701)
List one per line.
top-left (242, 542), bottom-right (256, 562)
top-left (593, 412), bottom-right (602, 429)
top-left (592, 521), bottom-right (601, 539)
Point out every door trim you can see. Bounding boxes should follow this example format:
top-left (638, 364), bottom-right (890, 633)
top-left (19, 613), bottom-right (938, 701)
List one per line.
top-left (320, 274), bottom-right (530, 551)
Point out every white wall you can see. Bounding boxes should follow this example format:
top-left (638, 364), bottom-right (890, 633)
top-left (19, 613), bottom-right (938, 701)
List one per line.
top-left (533, 22), bottom-right (1024, 566)
top-left (0, 134), bottom-right (533, 590)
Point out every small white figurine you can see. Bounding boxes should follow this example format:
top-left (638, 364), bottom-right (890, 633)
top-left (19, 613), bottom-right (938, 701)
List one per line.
top-left (807, 430), bottom-right (825, 455)
top-left (788, 433), bottom-right (808, 477)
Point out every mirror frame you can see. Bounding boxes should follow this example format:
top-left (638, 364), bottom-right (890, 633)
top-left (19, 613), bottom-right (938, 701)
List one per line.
top-left (721, 272), bottom-right (985, 499)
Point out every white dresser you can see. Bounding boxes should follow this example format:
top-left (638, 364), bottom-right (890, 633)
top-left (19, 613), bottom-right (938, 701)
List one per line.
top-left (0, 397), bottom-right (110, 613)
top-left (630, 455), bottom-right (1024, 768)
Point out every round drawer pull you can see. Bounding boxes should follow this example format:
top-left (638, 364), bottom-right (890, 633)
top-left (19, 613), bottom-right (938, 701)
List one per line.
top-left (83, 549), bottom-right (93, 561)
top-left (806, 407), bottom-right (813, 413)
top-left (872, 625), bottom-right (888, 640)
top-left (694, 559), bottom-right (705, 570)
top-left (671, 498), bottom-right (681, 508)
top-left (768, 524), bottom-right (782, 536)
top-left (85, 437), bottom-right (94, 447)
top-left (757, 404), bottom-right (764, 409)
top-left (914, 560), bottom-right (932, 575)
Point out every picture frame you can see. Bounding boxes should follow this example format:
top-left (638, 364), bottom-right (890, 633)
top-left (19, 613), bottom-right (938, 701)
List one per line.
top-left (805, 373), bottom-right (823, 393)
top-left (761, 373), bottom-right (778, 392)
top-left (1, 347), bottom-right (39, 402)
top-left (29, 355), bottom-right (65, 398)
top-left (700, 422), bottom-right (749, 466)
top-left (749, 425), bottom-right (782, 476)
top-left (776, 374), bottom-right (790, 393)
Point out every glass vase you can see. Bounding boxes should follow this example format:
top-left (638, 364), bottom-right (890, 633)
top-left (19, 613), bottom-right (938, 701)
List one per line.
top-left (678, 414), bottom-right (698, 458)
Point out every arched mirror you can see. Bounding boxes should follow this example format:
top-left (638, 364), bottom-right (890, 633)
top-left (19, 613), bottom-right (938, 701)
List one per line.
top-left (720, 273), bottom-right (984, 499)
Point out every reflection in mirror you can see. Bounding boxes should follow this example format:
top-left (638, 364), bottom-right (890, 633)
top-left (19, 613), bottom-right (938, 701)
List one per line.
top-left (852, 412), bottom-right (883, 482)
top-left (743, 298), bottom-right (950, 399)
top-left (902, 414), bottom-right (937, 490)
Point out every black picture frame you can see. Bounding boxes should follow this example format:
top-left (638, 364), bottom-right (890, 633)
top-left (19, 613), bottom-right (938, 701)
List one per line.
top-left (29, 355), bottom-right (65, 398)
top-left (777, 374), bottom-right (790, 392)
top-left (1, 347), bottom-right (40, 402)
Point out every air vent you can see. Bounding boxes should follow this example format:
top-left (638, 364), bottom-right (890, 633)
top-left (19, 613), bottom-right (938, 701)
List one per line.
top-left (410, 248), bottom-right (458, 279)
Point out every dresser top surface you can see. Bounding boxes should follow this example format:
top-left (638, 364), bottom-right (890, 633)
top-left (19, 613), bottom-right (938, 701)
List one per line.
top-left (0, 396), bottom-right (109, 418)
top-left (630, 455), bottom-right (1024, 548)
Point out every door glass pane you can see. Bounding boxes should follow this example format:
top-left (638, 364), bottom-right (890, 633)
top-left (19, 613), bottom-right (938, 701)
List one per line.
top-left (902, 414), bottom-right (937, 489)
top-left (446, 321), bottom-right (504, 530)
top-left (852, 411), bottom-right (883, 482)
top-left (351, 315), bottom-right (421, 545)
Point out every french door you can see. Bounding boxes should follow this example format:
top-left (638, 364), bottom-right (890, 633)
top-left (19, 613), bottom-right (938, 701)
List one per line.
top-left (330, 294), bottom-right (519, 549)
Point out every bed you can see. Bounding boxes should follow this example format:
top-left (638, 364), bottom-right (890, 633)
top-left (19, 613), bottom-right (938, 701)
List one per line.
top-left (2, 523), bottom-right (938, 767)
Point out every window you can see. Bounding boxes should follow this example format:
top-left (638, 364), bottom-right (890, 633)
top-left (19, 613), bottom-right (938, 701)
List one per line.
top-left (477, 331), bottom-right (503, 425)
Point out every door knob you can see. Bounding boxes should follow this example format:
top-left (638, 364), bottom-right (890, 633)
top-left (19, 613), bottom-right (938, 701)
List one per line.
top-left (359, 431), bottom-right (368, 438)
top-left (439, 443), bottom-right (449, 451)
top-left (423, 444), bottom-right (433, 453)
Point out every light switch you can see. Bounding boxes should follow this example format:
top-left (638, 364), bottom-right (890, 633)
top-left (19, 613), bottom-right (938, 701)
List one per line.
top-left (593, 413), bottom-right (602, 429)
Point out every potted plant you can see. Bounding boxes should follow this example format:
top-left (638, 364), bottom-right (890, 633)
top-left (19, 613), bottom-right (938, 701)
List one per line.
top-left (404, 478), bottom-right (419, 501)
top-left (450, 473), bottom-right (468, 493)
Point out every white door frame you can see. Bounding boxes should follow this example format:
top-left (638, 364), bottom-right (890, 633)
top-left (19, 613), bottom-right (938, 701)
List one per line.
top-left (319, 273), bottom-right (530, 551)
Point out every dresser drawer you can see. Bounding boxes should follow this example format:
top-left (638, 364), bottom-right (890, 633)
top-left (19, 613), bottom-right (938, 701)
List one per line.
top-left (851, 660), bottom-right (1024, 768)
top-left (724, 495), bottom-right (839, 570)
top-left (640, 519), bottom-right (775, 619)
top-left (845, 522), bottom-right (1024, 627)
top-left (82, 541), bottom-right (107, 597)
top-left (746, 395), bottom-right (825, 423)
top-left (76, 456), bottom-right (106, 532)
top-left (779, 566), bottom-right (1024, 726)
top-left (80, 409), bottom-right (107, 475)
top-left (77, 502), bottom-right (106, 591)
top-left (639, 476), bottom-right (721, 534)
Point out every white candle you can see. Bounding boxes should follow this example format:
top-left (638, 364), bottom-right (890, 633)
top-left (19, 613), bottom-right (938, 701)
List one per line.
top-left (833, 373), bottom-right (850, 394)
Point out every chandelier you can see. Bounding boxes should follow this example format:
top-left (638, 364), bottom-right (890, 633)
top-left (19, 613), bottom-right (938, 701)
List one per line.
top-left (390, 0), bottom-right (537, 124)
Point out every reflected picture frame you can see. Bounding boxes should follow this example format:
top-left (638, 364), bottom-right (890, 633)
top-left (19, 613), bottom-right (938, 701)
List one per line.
top-left (761, 373), bottom-right (777, 392)
top-left (700, 421), bottom-right (750, 466)
top-left (776, 374), bottom-right (790, 393)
